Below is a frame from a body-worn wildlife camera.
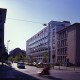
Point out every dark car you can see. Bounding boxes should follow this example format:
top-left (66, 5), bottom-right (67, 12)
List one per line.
top-left (17, 62), bottom-right (25, 68)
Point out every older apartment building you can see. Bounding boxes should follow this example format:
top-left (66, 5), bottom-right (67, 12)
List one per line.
top-left (56, 23), bottom-right (80, 66)
top-left (0, 8), bottom-right (7, 56)
top-left (26, 21), bottom-right (71, 64)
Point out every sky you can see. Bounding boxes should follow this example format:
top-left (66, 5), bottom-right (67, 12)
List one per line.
top-left (0, 0), bottom-right (80, 52)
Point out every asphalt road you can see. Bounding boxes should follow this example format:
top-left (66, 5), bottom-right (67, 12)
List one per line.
top-left (12, 63), bottom-right (80, 80)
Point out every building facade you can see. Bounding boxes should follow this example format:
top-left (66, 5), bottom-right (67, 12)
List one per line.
top-left (0, 8), bottom-right (7, 56)
top-left (26, 27), bottom-right (49, 63)
top-left (26, 20), bottom-right (71, 64)
top-left (56, 23), bottom-right (80, 66)
top-left (48, 21), bottom-right (71, 64)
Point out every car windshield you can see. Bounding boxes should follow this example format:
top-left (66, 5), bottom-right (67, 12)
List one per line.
top-left (18, 63), bottom-right (24, 64)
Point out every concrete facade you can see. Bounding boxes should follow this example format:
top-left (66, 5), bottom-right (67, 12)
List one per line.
top-left (48, 21), bottom-right (71, 64)
top-left (26, 20), bottom-right (71, 64)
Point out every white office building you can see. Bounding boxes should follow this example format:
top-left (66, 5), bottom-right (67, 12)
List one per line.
top-left (26, 20), bottom-right (71, 64)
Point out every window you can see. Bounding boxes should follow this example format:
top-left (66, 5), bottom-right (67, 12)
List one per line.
top-left (64, 47), bottom-right (67, 54)
top-left (53, 29), bottom-right (55, 36)
top-left (65, 39), bottom-right (67, 46)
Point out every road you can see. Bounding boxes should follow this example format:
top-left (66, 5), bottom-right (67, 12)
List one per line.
top-left (12, 63), bottom-right (80, 80)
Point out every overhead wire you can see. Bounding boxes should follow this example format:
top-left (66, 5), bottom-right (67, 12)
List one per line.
top-left (7, 18), bottom-right (47, 26)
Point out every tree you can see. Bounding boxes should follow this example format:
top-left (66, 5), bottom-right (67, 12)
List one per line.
top-left (26, 54), bottom-right (34, 63)
top-left (8, 56), bottom-right (14, 62)
top-left (14, 53), bottom-right (26, 62)
top-left (14, 55), bottom-right (20, 62)
top-left (43, 52), bottom-right (48, 63)
top-left (9, 48), bottom-right (27, 62)
top-left (0, 45), bottom-right (8, 65)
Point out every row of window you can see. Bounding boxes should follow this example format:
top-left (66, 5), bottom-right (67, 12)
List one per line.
top-left (57, 56), bottom-right (67, 62)
top-left (30, 47), bottom-right (48, 53)
top-left (29, 37), bottom-right (48, 48)
top-left (57, 31), bottom-right (67, 40)
top-left (57, 47), bottom-right (67, 55)
top-left (52, 29), bottom-right (55, 36)
top-left (35, 58), bottom-right (43, 60)
top-left (57, 39), bottom-right (67, 48)
top-left (28, 32), bottom-right (48, 45)
top-left (34, 55), bottom-right (43, 58)
top-left (29, 42), bottom-right (48, 50)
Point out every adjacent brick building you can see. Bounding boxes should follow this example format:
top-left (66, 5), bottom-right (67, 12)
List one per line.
top-left (57, 23), bottom-right (80, 66)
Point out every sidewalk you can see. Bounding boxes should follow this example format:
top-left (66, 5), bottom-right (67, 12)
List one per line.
top-left (0, 63), bottom-right (15, 79)
top-left (51, 66), bottom-right (80, 72)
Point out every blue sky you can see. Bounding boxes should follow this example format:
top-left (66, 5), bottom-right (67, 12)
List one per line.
top-left (0, 0), bottom-right (80, 52)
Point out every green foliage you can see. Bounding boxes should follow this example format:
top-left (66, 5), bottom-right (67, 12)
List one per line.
top-left (14, 53), bottom-right (26, 62)
top-left (25, 54), bottom-right (37, 63)
top-left (8, 56), bottom-right (14, 61)
top-left (43, 52), bottom-right (48, 63)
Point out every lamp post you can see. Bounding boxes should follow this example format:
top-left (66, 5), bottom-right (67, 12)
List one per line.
top-left (43, 23), bottom-right (50, 64)
top-left (7, 40), bottom-right (10, 54)
top-left (48, 24), bottom-right (50, 64)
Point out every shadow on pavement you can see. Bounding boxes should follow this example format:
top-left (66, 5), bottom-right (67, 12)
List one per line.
top-left (39, 75), bottom-right (63, 80)
top-left (0, 64), bottom-right (63, 80)
top-left (0, 64), bottom-right (40, 80)
top-left (13, 68), bottom-right (40, 80)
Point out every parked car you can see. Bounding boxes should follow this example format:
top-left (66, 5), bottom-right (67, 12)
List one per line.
top-left (33, 62), bottom-right (37, 66)
top-left (36, 62), bottom-right (43, 68)
top-left (17, 62), bottom-right (25, 68)
top-left (36, 62), bottom-right (49, 68)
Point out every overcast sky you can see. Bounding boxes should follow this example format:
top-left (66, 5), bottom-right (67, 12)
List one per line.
top-left (0, 0), bottom-right (80, 52)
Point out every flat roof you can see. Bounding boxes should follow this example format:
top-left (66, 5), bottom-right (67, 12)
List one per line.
top-left (57, 23), bottom-right (80, 33)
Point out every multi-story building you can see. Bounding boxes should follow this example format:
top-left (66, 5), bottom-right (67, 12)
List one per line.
top-left (56, 23), bottom-right (80, 66)
top-left (48, 21), bottom-right (71, 64)
top-left (26, 27), bottom-right (49, 63)
top-left (26, 20), bottom-right (71, 64)
top-left (0, 8), bottom-right (7, 56)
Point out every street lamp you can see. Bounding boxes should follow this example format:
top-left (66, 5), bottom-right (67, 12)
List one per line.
top-left (7, 40), bottom-right (10, 54)
top-left (43, 23), bottom-right (50, 64)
